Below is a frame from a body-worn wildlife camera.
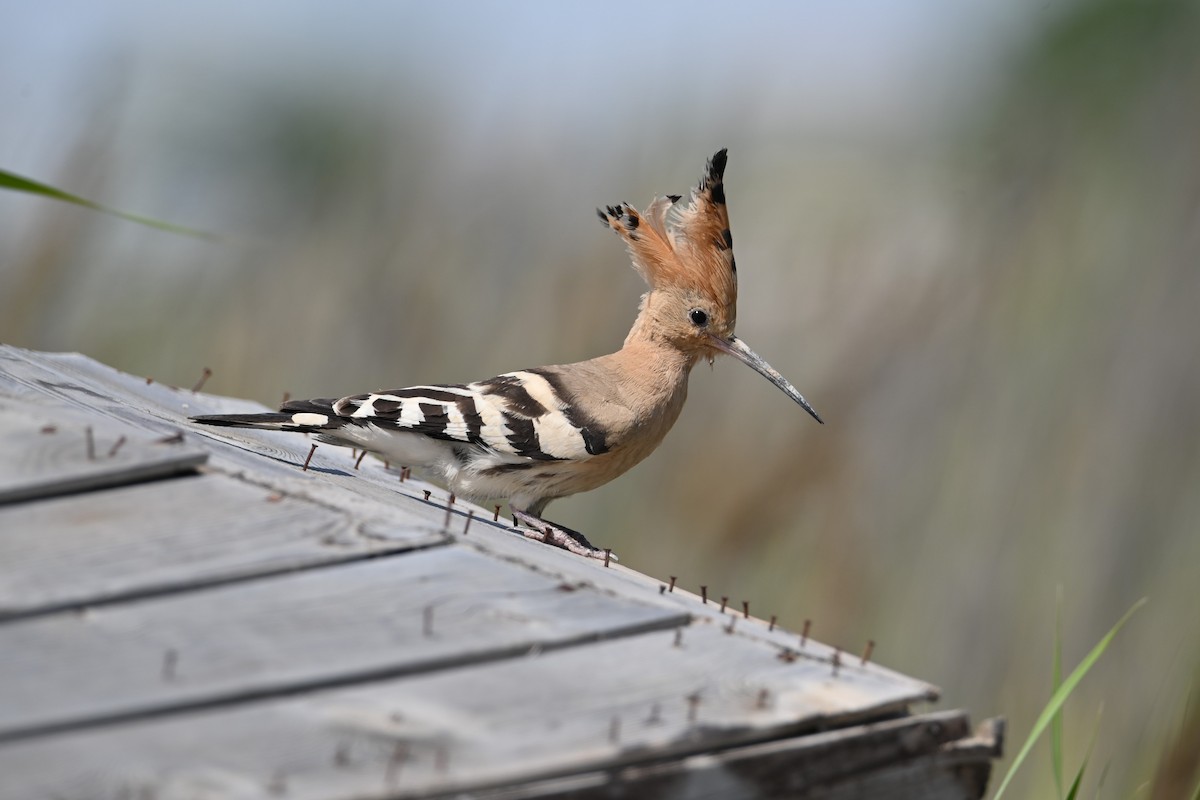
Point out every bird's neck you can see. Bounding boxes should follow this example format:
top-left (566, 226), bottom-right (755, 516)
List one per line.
top-left (603, 324), bottom-right (700, 413)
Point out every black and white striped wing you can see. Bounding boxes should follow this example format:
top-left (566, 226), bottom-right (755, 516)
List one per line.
top-left (324, 370), bottom-right (610, 463)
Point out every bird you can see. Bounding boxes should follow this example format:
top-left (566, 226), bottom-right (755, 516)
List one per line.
top-left (192, 149), bottom-right (822, 558)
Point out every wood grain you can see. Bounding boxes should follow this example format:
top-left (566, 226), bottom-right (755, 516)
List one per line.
top-left (0, 544), bottom-right (686, 739)
top-left (0, 622), bottom-right (943, 799)
top-left (0, 345), bottom-right (995, 799)
top-left (0, 401), bottom-right (207, 504)
top-left (0, 470), bottom-right (446, 619)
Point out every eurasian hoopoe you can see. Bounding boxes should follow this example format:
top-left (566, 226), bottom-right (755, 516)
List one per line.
top-left (193, 150), bottom-right (821, 558)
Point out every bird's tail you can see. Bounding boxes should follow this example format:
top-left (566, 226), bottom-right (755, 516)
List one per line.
top-left (192, 399), bottom-right (344, 433)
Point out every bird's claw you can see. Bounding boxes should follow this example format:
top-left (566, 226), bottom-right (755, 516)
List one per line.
top-left (510, 510), bottom-right (616, 561)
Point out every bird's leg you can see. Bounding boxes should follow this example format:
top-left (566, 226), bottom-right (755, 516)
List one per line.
top-left (510, 508), bottom-right (616, 561)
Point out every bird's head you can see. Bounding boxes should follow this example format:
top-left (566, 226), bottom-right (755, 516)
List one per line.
top-left (598, 148), bottom-right (822, 423)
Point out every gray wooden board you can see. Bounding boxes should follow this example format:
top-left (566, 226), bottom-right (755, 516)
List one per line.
top-left (0, 470), bottom-right (447, 619)
top-left (0, 545), bottom-right (687, 739)
top-left (0, 346), bottom-right (484, 543)
top-left (426, 505), bottom-right (941, 703)
top-left (0, 345), bottom-right (940, 700)
top-left (0, 622), bottom-right (935, 800)
top-left (470, 711), bottom-right (1000, 800)
top-left (0, 346), bottom-right (971, 797)
top-left (0, 346), bottom-right (942, 683)
top-left (0, 399), bottom-right (207, 504)
top-left (0, 345), bottom-right (366, 482)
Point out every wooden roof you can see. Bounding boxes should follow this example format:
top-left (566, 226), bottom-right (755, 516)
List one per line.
top-left (0, 345), bottom-right (1001, 799)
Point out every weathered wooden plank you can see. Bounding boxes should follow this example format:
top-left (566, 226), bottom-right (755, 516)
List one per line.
top-left (0, 400), bottom-right (207, 504)
top-left (420, 499), bottom-right (942, 705)
top-left (470, 712), bottom-right (1001, 800)
top-left (0, 346), bottom-right (201, 435)
top-left (0, 545), bottom-right (687, 739)
top-left (0, 347), bottom-right (964, 796)
top-left (0, 349), bottom-right (922, 695)
top-left (0, 345), bottom-right (341, 479)
top-left (799, 719), bottom-right (1002, 800)
top-left (0, 345), bottom-right (482, 539)
top-left (0, 471), bottom-right (447, 619)
top-left (0, 622), bottom-right (935, 800)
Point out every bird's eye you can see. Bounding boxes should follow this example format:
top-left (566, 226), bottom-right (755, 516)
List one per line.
top-left (689, 308), bottom-right (709, 327)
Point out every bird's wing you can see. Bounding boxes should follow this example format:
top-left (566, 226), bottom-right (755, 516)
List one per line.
top-left (319, 369), bottom-right (611, 463)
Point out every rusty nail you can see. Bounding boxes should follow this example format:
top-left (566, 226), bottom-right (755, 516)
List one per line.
top-left (145, 376), bottom-right (153, 385)
top-left (861, 639), bottom-right (875, 666)
top-left (668, 576), bottom-right (677, 593)
top-left (462, 509), bottom-right (474, 535)
top-left (493, 505), bottom-right (502, 522)
top-left (302, 443), bottom-right (317, 471)
top-left (742, 600), bottom-right (750, 619)
top-left (720, 596), bottom-right (728, 614)
top-left (604, 548), bottom-right (612, 568)
top-left (769, 615), bottom-right (777, 632)
top-left (701, 585), bottom-right (708, 604)
top-left (832, 648), bottom-right (841, 677)
top-left (107, 435), bottom-right (127, 458)
top-left (801, 619), bottom-right (811, 648)
top-left (191, 367), bottom-right (212, 393)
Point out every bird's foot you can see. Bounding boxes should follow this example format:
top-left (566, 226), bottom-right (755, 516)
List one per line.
top-left (510, 510), bottom-right (616, 561)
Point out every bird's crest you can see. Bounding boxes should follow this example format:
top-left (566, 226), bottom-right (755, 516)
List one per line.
top-left (597, 149), bottom-right (738, 320)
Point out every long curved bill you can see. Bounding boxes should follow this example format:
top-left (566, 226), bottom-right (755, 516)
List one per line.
top-left (708, 335), bottom-right (824, 424)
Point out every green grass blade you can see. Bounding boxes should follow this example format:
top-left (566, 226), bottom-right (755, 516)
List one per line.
top-left (1052, 586), bottom-right (1065, 798)
top-left (1064, 704), bottom-right (1102, 800)
top-left (1063, 755), bottom-right (1087, 800)
top-left (0, 169), bottom-right (218, 240)
top-left (992, 597), bottom-right (1147, 800)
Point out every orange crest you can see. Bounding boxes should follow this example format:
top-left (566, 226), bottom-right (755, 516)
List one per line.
top-left (597, 149), bottom-right (738, 327)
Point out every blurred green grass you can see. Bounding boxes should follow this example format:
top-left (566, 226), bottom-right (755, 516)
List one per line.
top-left (3, 1), bottom-right (1199, 796)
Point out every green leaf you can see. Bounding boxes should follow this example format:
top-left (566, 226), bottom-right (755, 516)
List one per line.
top-left (992, 597), bottom-right (1147, 800)
top-left (0, 169), bottom-right (218, 240)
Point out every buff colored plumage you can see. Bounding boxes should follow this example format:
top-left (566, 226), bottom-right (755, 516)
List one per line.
top-left (193, 150), bottom-right (821, 557)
